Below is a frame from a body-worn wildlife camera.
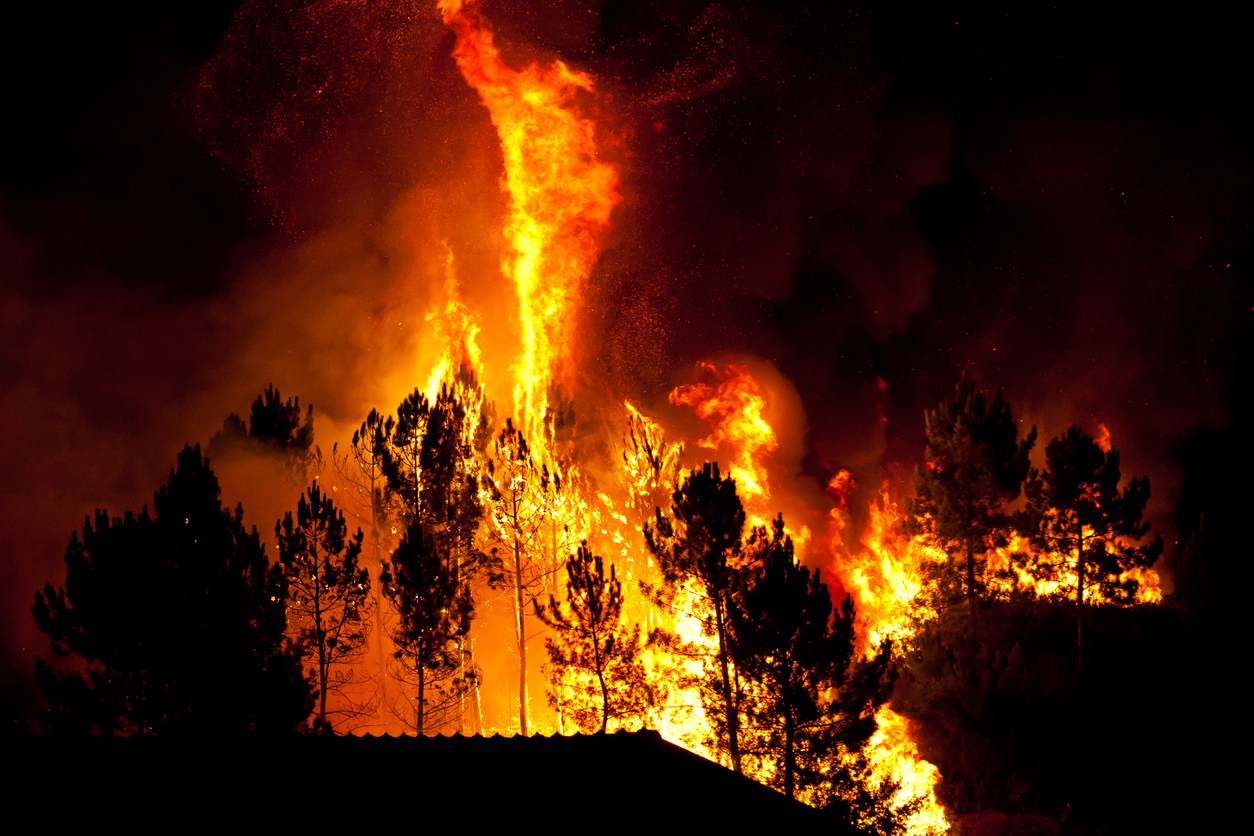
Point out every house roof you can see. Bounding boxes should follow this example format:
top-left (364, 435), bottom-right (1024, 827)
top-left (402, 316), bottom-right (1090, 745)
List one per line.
top-left (10, 729), bottom-right (860, 831)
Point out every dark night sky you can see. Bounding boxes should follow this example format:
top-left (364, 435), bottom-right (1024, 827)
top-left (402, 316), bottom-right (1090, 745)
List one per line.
top-left (2, 2), bottom-right (1248, 730)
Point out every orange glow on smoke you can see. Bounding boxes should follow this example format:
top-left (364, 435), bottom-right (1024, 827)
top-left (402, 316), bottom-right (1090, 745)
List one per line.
top-left (440, 0), bottom-right (621, 432)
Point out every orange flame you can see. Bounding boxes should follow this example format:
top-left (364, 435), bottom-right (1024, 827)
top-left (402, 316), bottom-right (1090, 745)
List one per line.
top-left (670, 363), bottom-right (779, 518)
top-left (424, 247), bottom-right (483, 401)
top-left (440, 0), bottom-right (621, 432)
top-left (833, 484), bottom-right (943, 652)
top-left (824, 483), bottom-right (949, 831)
top-left (866, 707), bottom-right (952, 834)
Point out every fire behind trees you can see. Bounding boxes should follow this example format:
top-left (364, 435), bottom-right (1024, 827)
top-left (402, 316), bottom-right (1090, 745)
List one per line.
top-left (30, 374), bottom-right (1203, 834)
top-left (904, 375), bottom-right (1036, 630)
top-left (382, 522), bottom-right (475, 735)
top-left (275, 483), bottom-right (370, 731)
top-left (534, 541), bottom-right (651, 734)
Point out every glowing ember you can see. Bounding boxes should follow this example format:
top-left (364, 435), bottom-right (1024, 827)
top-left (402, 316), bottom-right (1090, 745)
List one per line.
top-left (1095, 422), bottom-right (1112, 453)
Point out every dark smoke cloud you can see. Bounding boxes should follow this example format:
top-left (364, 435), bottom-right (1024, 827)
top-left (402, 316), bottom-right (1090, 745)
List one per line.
top-left (2, 1), bottom-right (1247, 729)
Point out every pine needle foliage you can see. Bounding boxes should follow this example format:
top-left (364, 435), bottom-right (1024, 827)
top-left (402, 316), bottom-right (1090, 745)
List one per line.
top-left (905, 375), bottom-right (1035, 619)
top-left (732, 517), bottom-right (897, 803)
top-left (645, 462), bottom-right (748, 773)
top-left (536, 542), bottom-right (652, 733)
top-left (382, 521), bottom-right (475, 734)
top-left (275, 483), bottom-right (370, 731)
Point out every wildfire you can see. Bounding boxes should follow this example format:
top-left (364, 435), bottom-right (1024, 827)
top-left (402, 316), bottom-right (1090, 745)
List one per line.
top-left (831, 483), bottom-right (942, 652)
top-left (439, 0), bottom-right (621, 432)
top-left (866, 707), bottom-right (951, 835)
top-left (429, 3), bottom-right (953, 827)
top-left (670, 363), bottom-right (779, 520)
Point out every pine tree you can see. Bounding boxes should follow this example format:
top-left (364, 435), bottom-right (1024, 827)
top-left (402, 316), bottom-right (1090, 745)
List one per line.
top-left (333, 408), bottom-right (396, 723)
top-left (337, 409), bottom-right (395, 549)
top-left (382, 389), bottom-right (431, 525)
top-left (418, 373), bottom-right (499, 732)
top-left (535, 541), bottom-right (652, 733)
top-left (382, 521), bottom-right (475, 734)
top-left (32, 445), bottom-right (312, 734)
top-left (418, 375), bottom-right (496, 578)
top-left (535, 386), bottom-right (589, 605)
top-left (209, 385), bottom-right (316, 481)
top-left (482, 419), bottom-right (568, 735)
top-left (731, 516), bottom-right (896, 802)
top-left (1018, 426), bottom-right (1162, 668)
top-left (904, 375), bottom-right (1035, 623)
top-left (275, 483), bottom-right (370, 731)
top-left (645, 462), bottom-right (748, 773)
top-left (373, 373), bottom-right (498, 731)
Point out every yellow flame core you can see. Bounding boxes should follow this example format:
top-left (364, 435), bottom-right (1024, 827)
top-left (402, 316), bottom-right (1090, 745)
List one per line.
top-left (867, 708), bottom-right (952, 835)
top-left (835, 486), bottom-right (943, 652)
top-left (424, 248), bottom-right (483, 402)
top-left (441, 1), bottom-right (621, 432)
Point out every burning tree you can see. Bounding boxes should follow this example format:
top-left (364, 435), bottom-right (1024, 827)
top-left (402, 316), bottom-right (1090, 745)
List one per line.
top-left (617, 402), bottom-right (685, 528)
top-left (382, 521), bottom-right (476, 734)
top-left (536, 387), bottom-right (590, 592)
top-left (904, 376), bottom-right (1035, 625)
top-left (1018, 426), bottom-right (1162, 667)
top-left (645, 462), bottom-right (749, 773)
top-left (535, 541), bottom-right (652, 733)
top-left (275, 483), bottom-right (371, 731)
top-left (731, 517), bottom-right (896, 804)
top-left (482, 419), bottom-right (572, 735)
top-left (32, 446), bottom-right (311, 734)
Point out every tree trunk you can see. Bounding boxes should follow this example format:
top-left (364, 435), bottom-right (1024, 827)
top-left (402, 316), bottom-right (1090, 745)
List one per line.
top-left (314, 551), bottom-right (328, 729)
top-left (591, 622), bottom-right (609, 733)
top-left (514, 532), bottom-right (528, 736)
top-left (372, 532), bottom-right (390, 725)
top-left (1075, 511), bottom-right (1084, 672)
top-left (713, 594), bottom-right (741, 774)
top-left (784, 670), bottom-right (796, 800)
top-left (467, 632), bottom-right (483, 734)
top-left (417, 665), bottom-right (426, 735)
